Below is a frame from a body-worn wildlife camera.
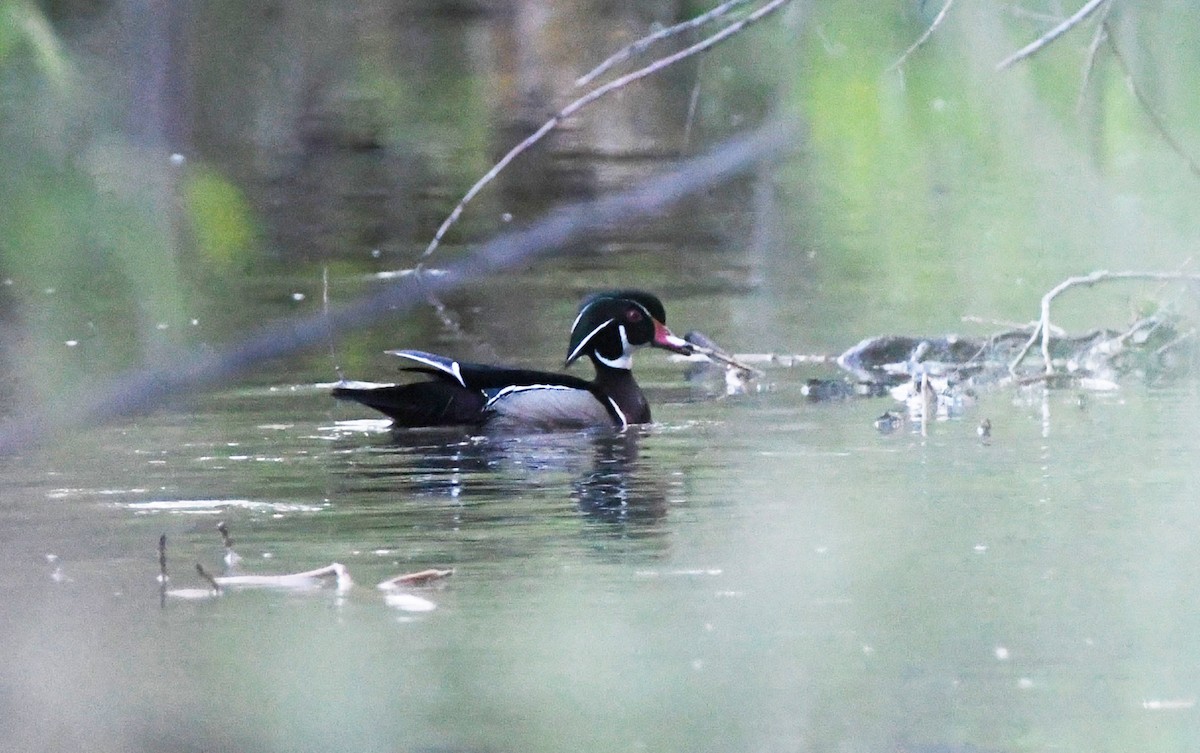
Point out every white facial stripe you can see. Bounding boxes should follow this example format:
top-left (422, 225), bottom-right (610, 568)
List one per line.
top-left (567, 317), bottom-right (615, 363)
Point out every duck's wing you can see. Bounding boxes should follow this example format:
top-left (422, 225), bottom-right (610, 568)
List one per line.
top-left (387, 350), bottom-right (593, 391)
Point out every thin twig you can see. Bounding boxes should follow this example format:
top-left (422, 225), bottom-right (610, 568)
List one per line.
top-left (1104, 23), bottom-right (1200, 179)
top-left (1075, 0), bottom-right (1115, 111)
top-left (323, 266), bottom-right (345, 382)
top-left (682, 56), bottom-right (706, 149)
top-left (421, 0), bottom-right (796, 259)
top-left (158, 533), bottom-right (168, 608)
top-left (575, 0), bottom-right (755, 88)
top-left (995, 0), bottom-right (1109, 71)
top-left (888, 0), bottom-right (956, 72)
top-left (196, 563), bottom-right (222, 595)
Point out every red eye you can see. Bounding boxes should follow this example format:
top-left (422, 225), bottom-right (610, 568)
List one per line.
top-left (624, 308), bottom-right (644, 323)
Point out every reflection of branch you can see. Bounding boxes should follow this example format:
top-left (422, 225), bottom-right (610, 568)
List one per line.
top-left (1008, 270), bottom-right (1200, 376)
top-left (0, 118), bottom-right (796, 455)
top-left (575, 0), bottom-right (754, 88)
top-left (995, 0), bottom-right (1109, 71)
top-left (421, 0), bottom-right (795, 259)
top-left (887, 0), bottom-right (956, 72)
top-left (1103, 23), bottom-right (1200, 179)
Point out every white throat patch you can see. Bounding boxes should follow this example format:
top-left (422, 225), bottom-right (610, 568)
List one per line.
top-left (594, 324), bottom-right (633, 370)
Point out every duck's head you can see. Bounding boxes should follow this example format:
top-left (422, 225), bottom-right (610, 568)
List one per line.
top-left (565, 290), bottom-right (694, 370)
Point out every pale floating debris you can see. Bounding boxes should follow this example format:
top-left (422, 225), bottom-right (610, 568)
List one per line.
top-left (372, 267), bottom-right (447, 280)
top-left (500, 212), bottom-right (513, 222)
top-left (64, 339), bottom-right (78, 347)
top-left (383, 591), bottom-right (437, 612)
top-left (291, 292), bottom-right (305, 301)
top-left (166, 587), bottom-right (220, 600)
top-left (45, 553), bottom-right (58, 563)
top-left (169, 152), bottom-right (186, 165)
top-left (974, 544), bottom-right (988, 553)
top-left (1142, 698), bottom-right (1196, 710)
top-left (155, 322), bottom-right (169, 330)
top-left (377, 568), bottom-right (454, 589)
top-left (370, 248), bottom-right (381, 258)
top-left (190, 318), bottom-right (199, 326)
top-left (216, 562), bottom-right (352, 593)
top-left (1017, 677), bottom-right (1034, 689)
top-left (994, 646), bottom-right (1010, 660)
top-left (124, 498), bottom-right (324, 514)
top-left (50, 567), bottom-right (71, 583)
top-left (862, 645), bottom-right (875, 655)
top-left (634, 568), bottom-right (722, 578)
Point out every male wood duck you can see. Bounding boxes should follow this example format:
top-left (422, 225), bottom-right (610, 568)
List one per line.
top-left (332, 290), bottom-right (695, 430)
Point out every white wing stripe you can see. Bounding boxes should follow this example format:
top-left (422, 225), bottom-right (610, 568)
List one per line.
top-left (484, 383), bottom-right (577, 410)
top-left (388, 351), bottom-right (467, 388)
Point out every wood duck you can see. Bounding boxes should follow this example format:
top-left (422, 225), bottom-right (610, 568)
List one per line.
top-left (332, 290), bottom-right (695, 430)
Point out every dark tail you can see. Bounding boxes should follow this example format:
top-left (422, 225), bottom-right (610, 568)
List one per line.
top-left (332, 382), bottom-right (486, 427)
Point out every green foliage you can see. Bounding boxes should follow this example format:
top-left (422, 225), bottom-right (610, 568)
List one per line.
top-left (183, 167), bottom-right (259, 268)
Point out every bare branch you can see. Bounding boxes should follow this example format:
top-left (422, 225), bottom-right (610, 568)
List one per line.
top-left (995, 0), bottom-right (1110, 71)
top-left (1075, 0), bottom-right (1116, 110)
top-left (1008, 270), bottom-right (1200, 376)
top-left (421, 0), bottom-right (796, 259)
top-left (575, 0), bottom-right (755, 88)
top-left (1104, 23), bottom-right (1200, 180)
top-left (887, 0), bottom-right (956, 72)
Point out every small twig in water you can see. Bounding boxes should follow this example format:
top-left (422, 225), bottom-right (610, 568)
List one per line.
top-left (888, 0), bottom-right (956, 72)
top-left (995, 0), bottom-right (1109, 71)
top-left (323, 266), bottom-right (345, 383)
top-left (196, 563), bottom-right (222, 595)
top-left (421, 0), bottom-right (795, 260)
top-left (158, 533), bottom-right (168, 608)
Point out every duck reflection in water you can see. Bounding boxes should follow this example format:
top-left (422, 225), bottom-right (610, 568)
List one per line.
top-left (331, 426), bottom-right (671, 533)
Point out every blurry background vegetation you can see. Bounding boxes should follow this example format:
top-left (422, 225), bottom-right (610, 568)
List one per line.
top-left (1, 0), bottom-right (1198, 412)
